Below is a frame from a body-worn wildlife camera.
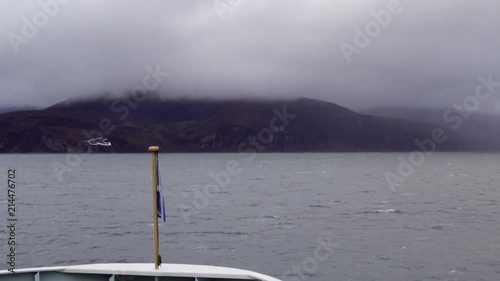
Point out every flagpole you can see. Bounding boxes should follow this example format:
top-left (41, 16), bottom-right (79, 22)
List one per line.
top-left (149, 146), bottom-right (160, 270)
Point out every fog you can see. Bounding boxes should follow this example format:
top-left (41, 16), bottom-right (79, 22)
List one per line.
top-left (1, 0), bottom-right (499, 111)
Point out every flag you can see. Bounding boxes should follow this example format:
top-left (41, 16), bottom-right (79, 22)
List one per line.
top-left (156, 157), bottom-right (167, 222)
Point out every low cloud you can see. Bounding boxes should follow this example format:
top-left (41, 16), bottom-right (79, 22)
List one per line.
top-left (1, 0), bottom-right (499, 111)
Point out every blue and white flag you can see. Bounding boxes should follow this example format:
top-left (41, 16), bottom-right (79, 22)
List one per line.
top-left (156, 157), bottom-right (167, 222)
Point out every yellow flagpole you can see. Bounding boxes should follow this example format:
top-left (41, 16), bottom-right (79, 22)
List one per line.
top-left (149, 146), bottom-right (160, 269)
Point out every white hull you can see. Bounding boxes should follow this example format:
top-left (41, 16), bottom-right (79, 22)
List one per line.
top-left (0, 263), bottom-right (281, 281)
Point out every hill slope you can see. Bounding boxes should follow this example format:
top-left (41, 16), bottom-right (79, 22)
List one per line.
top-left (363, 106), bottom-right (500, 150)
top-left (0, 95), bottom-right (467, 153)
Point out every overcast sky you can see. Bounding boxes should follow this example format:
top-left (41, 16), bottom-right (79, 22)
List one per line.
top-left (1, 0), bottom-right (499, 111)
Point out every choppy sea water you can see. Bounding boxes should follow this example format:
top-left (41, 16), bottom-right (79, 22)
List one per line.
top-left (0, 153), bottom-right (499, 281)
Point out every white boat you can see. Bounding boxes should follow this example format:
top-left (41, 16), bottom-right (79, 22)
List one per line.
top-left (0, 147), bottom-right (281, 281)
top-left (0, 263), bottom-right (281, 281)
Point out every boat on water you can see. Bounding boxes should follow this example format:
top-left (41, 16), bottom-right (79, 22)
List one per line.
top-left (0, 147), bottom-right (281, 281)
top-left (0, 263), bottom-right (281, 281)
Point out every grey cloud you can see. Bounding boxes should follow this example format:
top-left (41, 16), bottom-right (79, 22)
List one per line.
top-left (0, 0), bottom-right (499, 112)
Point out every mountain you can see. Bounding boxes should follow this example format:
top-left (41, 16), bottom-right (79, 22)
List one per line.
top-left (0, 94), bottom-right (468, 153)
top-left (362, 107), bottom-right (500, 150)
top-left (0, 106), bottom-right (39, 114)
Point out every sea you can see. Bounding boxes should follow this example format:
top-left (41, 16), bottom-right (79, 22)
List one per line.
top-left (0, 153), bottom-right (499, 281)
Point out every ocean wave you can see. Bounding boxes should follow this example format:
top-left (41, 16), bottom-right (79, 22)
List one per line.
top-left (308, 204), bottom-right (331, 209)
top-left (376, 209), bottom-right (400, 213)
top-left (358, 209), bottom-right (401, 214)
top-left (259, 215), bottom-right (281, 219)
